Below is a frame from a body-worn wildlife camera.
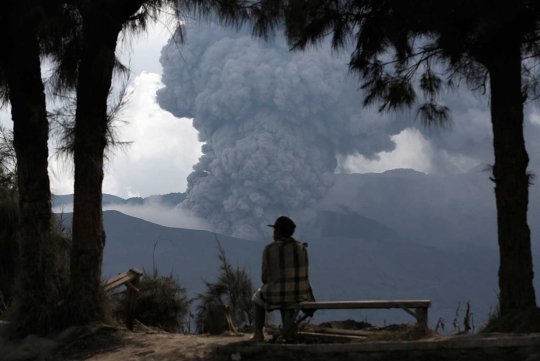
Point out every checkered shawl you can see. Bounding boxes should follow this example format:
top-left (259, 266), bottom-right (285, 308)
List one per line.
top-left (259, 237), bottom-right (315, 310)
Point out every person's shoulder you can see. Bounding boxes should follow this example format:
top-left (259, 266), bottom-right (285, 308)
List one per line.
top-left (264, 241), bottom-right (278, 251)
top-left (293, 240), bottom-right (311, 253)
top-left (289, 237), bottom-right (308, 248)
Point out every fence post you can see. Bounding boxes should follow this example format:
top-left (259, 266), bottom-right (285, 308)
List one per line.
top-left (125, 271), bottom-right (141, 331)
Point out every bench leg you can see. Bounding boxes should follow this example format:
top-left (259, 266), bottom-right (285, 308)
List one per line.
top-left (125, 278), bottom-right (140, 331)
top-left (415, 307), bottom-right (429, 332)
top-left (252, 302), bottom-right (265, 339)
top-left (280, 309), bottom-right (298, 340)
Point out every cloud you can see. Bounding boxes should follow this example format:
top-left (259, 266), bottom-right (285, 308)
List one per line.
top-left (338, 128), bottom-right (438, 174)
top-left (103, 203), bottom-right (211, 230)
top-left (157, 22), bottom-right (411, 240)
top-left (49, 72), bottom-right (202, 198)
top-left (102, 72), bottom-right (202, 197)
top-left (117, 18), bottom-right (174, 76)
top-left (2, 17), bottom-right (196, 199)
top-left (4, 17), bottom-right (540, 212)
top-left (0, 109), bottom-right (11, 130)
top-left (339, 75), bottom-right (540, 175)
top-left (53, 200), bottom-right (211, 231)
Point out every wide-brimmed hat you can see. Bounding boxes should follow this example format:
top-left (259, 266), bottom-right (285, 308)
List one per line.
top-left (268, 216), bottom-right (296, 233)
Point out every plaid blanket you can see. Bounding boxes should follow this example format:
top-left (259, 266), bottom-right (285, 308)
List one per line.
top-left (259, 237), bottom-right (315, 310)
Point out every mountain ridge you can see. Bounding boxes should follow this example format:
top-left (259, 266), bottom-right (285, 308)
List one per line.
top-left (56, 209), bottom-right (530, 328)
top-left (52, 192), bottom-right (186, 209)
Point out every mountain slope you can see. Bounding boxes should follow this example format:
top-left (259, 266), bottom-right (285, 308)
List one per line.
top-left (57, 210), bottom-right (523, 327)
top-left (52, 192), bottom-right (186, 209)
top-left (101, 210), bottom-right (262, 286)
top-left (323, 169), bottom-right (540, 251)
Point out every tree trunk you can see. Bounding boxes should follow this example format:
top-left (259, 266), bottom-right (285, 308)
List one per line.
top-left (488, 41), bottom-right (537, 316)
top-left (69, 17), bottom-right (121, 323)
top-left (68, 0), bottom-right (149, 324)
top-left (6, 2), bottom-right (63, 333)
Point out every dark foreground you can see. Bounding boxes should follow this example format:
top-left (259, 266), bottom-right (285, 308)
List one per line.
top-left (2, 321), bottom-right (540, 361)
top-left (216, 333), bottom-right (540, 361)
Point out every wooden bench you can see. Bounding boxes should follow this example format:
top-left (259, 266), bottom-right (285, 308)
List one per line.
top-left (101, 268), bottom-right (143, 331)
top-left (286, 300), bottom-right (431, 331)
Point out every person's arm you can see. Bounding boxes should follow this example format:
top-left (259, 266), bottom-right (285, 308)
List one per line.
top-left (303, 243), bottom-right (316, 302)
top-left (302, 243), bottom-right (310, 272)
top-left (261, 245), bottom-right (269, 284)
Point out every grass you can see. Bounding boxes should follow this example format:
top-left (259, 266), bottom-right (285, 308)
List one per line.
top-left (195, 236), bottom-right (255, 333)
top-left (108, 240), bottom-right (193, 333)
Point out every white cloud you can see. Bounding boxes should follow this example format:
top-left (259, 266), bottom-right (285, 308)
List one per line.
top-left (531, 109), bottom-right (540, 125)
top-left (105, 72), bottom-right (202, 197)
top-left (1, 108), bottom-right (12, 130)
top-left (51, 72), bottom-right (201, 198)
top-left (53, 201), bottom-right (211, 231)
top-left (118, 17), bottom-right (174, 76)
top-left (4, 18), bottom-right (538, 204)
top-left (2, 21), bottom-right (200, 199)
top-left (47, 20), bottom-right (199, 197)
top-left (102, 203), bottom-right (211, 230)
top-left (126, 186), bottom-right (141, 198)
top-left (49, 166), bottom-right (75, 195)
top-left (338, 128), bottom-right (435, 174)
top-left (49, 72), bottom-right (202, 198)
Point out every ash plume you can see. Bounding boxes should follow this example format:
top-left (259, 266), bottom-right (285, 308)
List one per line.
top-left (157, 22), bottom-right (410, 240)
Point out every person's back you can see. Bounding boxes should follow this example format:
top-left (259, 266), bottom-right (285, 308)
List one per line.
top-left (260, 237), bottom-right (313, 309)
top-left (250, 216), bottom-right (315, 342)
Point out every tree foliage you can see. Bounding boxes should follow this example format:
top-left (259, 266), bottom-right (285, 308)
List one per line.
top-left (243, 1), bottom-right (540, 122)
top-left (50, 0), bottom-right (270, 326)
top-left (196, 238), bottom-right (254, 332)
top-left (237, 0), bottom-right (540, 321)
top-left (0, 127), bottom-right (18, 309)
top-left (0, 126), bottom-right (17, 196)
top-left (0, 124), bottom-right (72, 329)
top-left (48, 77), bottom-right (133, 168)
top-left (0, 0), bottom-right (71, 335)
top-left (0, 0), bottom-right (262, 332)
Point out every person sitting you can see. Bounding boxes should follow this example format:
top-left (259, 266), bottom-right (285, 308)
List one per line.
top-left (250, 216), bottom-right (315, 342)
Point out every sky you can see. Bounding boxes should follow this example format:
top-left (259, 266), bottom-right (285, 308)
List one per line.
top-left (1, 20), bottom-right (539, 199)
top-left (1, 22), bottom-right (202, 198)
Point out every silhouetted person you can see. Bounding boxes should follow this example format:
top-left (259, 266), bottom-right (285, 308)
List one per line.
top-left (250, 216), bottom-right (315, 342)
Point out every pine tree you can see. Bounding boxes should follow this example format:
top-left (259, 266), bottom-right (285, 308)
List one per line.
top-left (0, 0), bottom-right (69, 333)
top-left (248, 0), bottom-right (540, 318)
top-left (49, 0), bottom-right (257, 324)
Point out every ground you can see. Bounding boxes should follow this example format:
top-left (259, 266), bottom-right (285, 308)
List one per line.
top-left (1, 321), bottom-right (252, 361)
top-left (2, 321), bottom-right (540, 361)
top-left (54, 326), bottom-right (250, 361)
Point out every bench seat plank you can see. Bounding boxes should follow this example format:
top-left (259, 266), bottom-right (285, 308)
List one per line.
top-left (103, 274), bottom-right (133, 292)
top-left (290, 300), bottom-right (431, 310)
top-left (102, 268), bottom-right (143, 292)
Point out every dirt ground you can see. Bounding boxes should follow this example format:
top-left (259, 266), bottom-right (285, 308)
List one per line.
top-left (3, 320), bottom-right (540, 361)
top-left (51, 325), bottom-right (254, 361)
top-left (50, 325), bottom-right (540, 361)
top-left (4, 321), bottom-right (423, 361)
top-left (0, 321), bottom-right (254, 361)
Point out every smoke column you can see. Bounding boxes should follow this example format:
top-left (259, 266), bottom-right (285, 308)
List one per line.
top-left (157, 22), bottom-right (409, 240)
